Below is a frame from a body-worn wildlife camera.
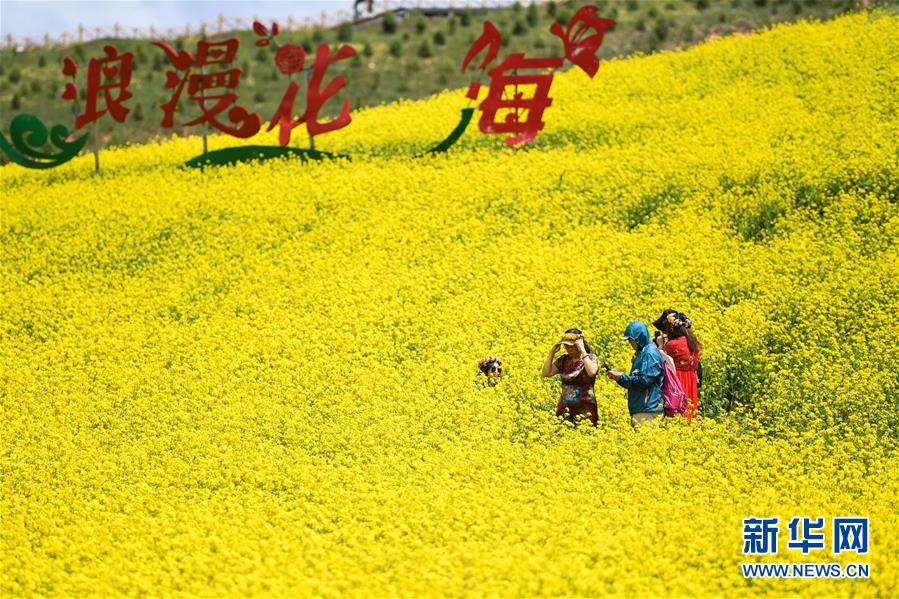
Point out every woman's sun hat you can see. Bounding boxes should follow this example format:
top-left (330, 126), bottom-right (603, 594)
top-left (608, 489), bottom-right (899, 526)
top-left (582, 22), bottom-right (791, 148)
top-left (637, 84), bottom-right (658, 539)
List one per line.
top-left (559, 332), bottom-right (581, 346)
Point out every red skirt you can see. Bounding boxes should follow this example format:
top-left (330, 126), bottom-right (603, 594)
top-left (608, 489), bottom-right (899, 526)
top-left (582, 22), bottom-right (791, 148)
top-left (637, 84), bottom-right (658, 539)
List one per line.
top-left (676, 369), bottom-right (699, 420)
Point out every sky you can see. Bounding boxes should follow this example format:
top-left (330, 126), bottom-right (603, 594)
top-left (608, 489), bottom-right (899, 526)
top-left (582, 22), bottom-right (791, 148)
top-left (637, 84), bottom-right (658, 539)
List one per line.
top-left (0, 0), bottom-right (353, 42)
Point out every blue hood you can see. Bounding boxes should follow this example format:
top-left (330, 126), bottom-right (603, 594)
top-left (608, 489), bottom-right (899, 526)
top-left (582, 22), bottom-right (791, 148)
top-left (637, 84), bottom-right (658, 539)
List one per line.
top-left (622, 321), bottom-right (651, 349)
top-left (615, 320), bottom-right (665, 414)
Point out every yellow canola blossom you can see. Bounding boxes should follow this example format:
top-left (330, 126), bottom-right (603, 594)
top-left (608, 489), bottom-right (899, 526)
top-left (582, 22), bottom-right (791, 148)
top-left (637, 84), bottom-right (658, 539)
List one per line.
top-left (2, 11), bottom-right (898, 598)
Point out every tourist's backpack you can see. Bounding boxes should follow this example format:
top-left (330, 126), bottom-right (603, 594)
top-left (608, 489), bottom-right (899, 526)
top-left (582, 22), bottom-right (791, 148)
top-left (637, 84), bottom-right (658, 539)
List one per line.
top-left (660, 355), bottom-right (687, 417)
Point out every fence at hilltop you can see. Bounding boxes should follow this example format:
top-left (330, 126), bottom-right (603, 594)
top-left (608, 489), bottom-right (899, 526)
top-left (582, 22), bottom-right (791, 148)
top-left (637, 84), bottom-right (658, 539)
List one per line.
top-left (2, 0), bottom-right (529, 51)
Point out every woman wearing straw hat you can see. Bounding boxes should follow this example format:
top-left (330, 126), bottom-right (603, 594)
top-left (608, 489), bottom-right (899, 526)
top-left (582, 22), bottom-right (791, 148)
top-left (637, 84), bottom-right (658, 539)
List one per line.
top-left (541, 328), bottom-right (600, 426)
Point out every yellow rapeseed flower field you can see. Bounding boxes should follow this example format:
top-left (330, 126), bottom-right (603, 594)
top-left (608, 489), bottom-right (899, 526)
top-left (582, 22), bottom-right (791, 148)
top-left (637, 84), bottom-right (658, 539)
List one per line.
top-left (2, 11), bottom-right (898, 597)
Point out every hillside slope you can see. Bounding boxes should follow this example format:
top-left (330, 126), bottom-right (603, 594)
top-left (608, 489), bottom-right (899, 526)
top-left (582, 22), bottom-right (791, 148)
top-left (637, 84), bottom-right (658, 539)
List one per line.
top-left (2, 11), bottom-right (898, 597)
top-left (0, 0), bottom-right (888, 150)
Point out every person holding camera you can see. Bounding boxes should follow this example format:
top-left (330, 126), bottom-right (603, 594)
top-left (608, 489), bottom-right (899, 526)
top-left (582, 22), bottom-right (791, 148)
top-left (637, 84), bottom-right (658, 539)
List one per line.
top-left (654, 330), bottom-right (675, 369)
top-left (542, 328), bottom-right (599, 426)
top-left (652, 309), bottom-right (702, 420)
top-left (605, 321), bottom-right (664, 429)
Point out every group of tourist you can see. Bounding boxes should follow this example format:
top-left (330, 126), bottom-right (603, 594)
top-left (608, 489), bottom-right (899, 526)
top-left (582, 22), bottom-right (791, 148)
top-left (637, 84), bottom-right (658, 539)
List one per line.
top-left (541, 309), bottom-right (702, 429)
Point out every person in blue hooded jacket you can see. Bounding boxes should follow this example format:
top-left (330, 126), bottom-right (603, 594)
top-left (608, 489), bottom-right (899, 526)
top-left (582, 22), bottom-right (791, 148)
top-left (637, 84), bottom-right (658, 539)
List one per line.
top-left (606, 321), bottom-right (664, 429)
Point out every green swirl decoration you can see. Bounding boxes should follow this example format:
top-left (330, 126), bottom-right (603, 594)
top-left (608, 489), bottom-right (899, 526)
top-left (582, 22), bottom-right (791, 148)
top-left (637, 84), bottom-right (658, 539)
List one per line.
top-left (421, 107), bottom-right (475, 156)
top-left (0, 114), bottom-right (89, 169)
top-left (183, 146), bottom-right (349, 169)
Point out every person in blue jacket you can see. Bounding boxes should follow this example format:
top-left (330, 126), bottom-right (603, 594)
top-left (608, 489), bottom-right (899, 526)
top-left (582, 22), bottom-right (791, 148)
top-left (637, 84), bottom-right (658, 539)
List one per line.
top-left (606, 321), bottom-right (664, 429)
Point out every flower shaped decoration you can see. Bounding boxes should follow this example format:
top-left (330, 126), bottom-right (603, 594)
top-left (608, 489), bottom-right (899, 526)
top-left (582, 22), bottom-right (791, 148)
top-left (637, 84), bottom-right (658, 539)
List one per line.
top-left (253, 20), bottom-right (306, 76)
top-left (274, 45), bottom-right (306, 76)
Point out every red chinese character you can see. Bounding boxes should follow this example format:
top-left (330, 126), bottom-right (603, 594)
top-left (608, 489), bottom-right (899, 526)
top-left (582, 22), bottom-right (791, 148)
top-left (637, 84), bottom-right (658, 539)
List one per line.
top-left (153, 39), bottom-right (261, 138)
top-left (61, 45), bottom-right (134, 130)
top-left (304, 43), bottom-right (356, 137)
top-left (255, 20), bottom-right (356, 146)
top-left (550, 6), bottom-right (616, 78)
top-left (480, 54), bottom-right (563, 146)
top-left (462, 23), bottom-right (562, 146)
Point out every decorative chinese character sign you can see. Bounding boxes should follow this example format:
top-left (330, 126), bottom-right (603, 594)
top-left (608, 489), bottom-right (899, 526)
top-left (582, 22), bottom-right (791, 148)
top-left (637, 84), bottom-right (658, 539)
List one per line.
top-left (459, 6), bottom-right (614, 146)
top-left (424, 6), bottom-right (614, 155)
top-left (0, 4), bottom-right (615, 171)
top-left (254, 21), bottom-right (357, 147)
top-left (462, 22), bottom-right (563, 146)
top-left (63, 46), bottom-right (134, 130)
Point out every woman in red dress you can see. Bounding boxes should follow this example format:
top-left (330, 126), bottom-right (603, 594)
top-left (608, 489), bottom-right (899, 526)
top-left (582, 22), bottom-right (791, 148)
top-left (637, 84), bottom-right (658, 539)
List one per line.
top-left (653, 310), bottom-right (702, 420)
